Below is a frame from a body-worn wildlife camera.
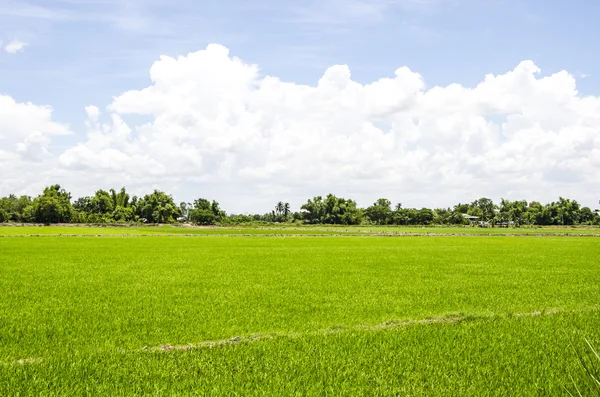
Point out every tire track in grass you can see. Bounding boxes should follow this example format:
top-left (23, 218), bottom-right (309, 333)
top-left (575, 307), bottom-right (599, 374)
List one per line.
top-left (0, 357), bottom-right (43, 366)
top-left (141, 307), bottom-right (600, 353)
top-left (3, 307), bottom-right (597, 365)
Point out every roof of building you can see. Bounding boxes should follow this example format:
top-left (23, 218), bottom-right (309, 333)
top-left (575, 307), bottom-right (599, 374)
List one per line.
top-left (462, 214), bottom-right (480, 220)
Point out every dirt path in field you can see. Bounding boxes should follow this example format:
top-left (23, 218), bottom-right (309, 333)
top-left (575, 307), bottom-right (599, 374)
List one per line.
top-left (0, 357), bottom-right (43, 366)
top-left (3, 307), bottom-right (596, 365)
top-left (143, 306), bottom-right (599, 353)
top-left (2, 232), bottom-right (600, 238)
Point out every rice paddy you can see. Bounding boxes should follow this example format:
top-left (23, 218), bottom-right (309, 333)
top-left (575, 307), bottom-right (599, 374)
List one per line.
top-left (1, 227), bottom-right (599, 395)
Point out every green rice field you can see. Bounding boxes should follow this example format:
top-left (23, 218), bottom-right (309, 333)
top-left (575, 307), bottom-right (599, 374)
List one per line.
top-left (1, 228), bottom-right (599, 395)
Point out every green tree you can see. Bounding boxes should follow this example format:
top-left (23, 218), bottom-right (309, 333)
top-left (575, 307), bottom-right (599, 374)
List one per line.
top-left (275, 202), bottom-right (284, 218)
top-left (301, 196), bottom-right (325, 224)
top-left (189, 198), bottom-right (225, 225)
top-left (580, 207), bottom-right (595, 224)
top-left (469, 198), bottom-right (496, 222)
top-left (189, 209), bottom-right (216, 225)
top-left (365, 198), bottom-right (393, 225)
top-left (510, 200), bottom-right (528, 227)
top-left (497, 199), bottom-right (512, 227)
top-left (454, 203), bottom-right (470, 214)
top-left (433, 208), bottom-right (451, 225)
top-left (271, 201), bottom-right (292, 222)
top-left (415, 208), bottom-right (434, 225)
top-left (137, 190), bottom-right (180, 224)
top-left (90, 189), bottom-right (114, 215)
top-left (323, 195), bottom-right (362, 225)
top-left (496, 199), bottom-right (528, 227)
top-left (110, 187), bottom-right (130, 208)
top-left (31, 197), bottom-right (63, 224)
top-left (0, 194), bottom-right (32, 222)
top-left (392, 208), bottom-right (410, 225)
top-left (73, 196), bottom-right (93, 213)
top-left (466, 206), bottom-right (483, 219)
top-left (111, 188), bottom-right (135, 222)
top-left (524, 201), bottom-right (546, 225)
top-left (300, 195), bottom-right (361, 225)
top-left (112, 206), bottom-right (135, 222)
top-left (30, 185), bottom-right (73, 224)
top-left (554, 197), bottom-right (581, 225)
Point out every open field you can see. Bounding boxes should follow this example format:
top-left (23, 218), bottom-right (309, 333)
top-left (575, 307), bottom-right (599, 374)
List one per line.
top-left (1, 234), bottom-right (600, 395)
top-left (2, 224), bottom-right (600, 236)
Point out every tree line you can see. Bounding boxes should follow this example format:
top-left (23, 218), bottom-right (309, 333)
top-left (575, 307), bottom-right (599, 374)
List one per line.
top-left (0, 185), bottom-right (598, 227)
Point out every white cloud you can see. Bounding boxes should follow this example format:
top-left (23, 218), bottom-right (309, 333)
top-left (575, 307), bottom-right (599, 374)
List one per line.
top-left (0, 94), bottom-right (72, 195)
top-left (3, 39), bottom-right (28, 53)
top-left (0, 95), bottom-right (70, 144)
top-left (1, 44), bottom-right (600, 211)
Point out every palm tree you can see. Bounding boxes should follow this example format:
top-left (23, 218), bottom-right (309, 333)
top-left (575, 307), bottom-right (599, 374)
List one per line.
top-left (275, 201), bottom-right (284, 218)
top-left (283, 202), bottom-right (290, 221)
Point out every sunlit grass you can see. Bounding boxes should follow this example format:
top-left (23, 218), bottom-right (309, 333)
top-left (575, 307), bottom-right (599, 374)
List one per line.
top-left (1, 235), bottom-right (599, 395)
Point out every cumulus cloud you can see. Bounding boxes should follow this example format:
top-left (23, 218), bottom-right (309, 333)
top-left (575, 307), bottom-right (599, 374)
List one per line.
top-left (0, 94), bottom-right (72, 195)
top-left (3, 39), bottom-right (28, 53)
top-left (2, 44), bottom-right (600, 211)
top-left (0, 95), bottom-right (70, 147)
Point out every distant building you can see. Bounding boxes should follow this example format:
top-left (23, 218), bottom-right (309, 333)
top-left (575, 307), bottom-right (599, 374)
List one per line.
top-left (462, 214), bottom-right (480, 225)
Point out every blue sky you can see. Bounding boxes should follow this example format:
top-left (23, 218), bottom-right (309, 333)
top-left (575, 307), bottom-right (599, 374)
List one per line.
top-left (1, 0), bottom-right (599, 211)
top-left (2, 0), bottom-right (599, 125)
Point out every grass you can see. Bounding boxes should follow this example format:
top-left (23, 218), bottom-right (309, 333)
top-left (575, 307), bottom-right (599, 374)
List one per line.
top-left (1, 223), bottom-right (600, 236)
top-left (567, 337), bottom-right (600, 396)
top-left (1, 235), bottom-right (599, 395)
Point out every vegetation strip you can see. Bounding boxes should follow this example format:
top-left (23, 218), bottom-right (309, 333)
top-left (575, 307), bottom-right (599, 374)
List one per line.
top-left (2, 185), bottom-right (599, 227)
top-left (143, 307), bottom-right (598, 353)
top-left (3, 232), bottom-right (600, 238)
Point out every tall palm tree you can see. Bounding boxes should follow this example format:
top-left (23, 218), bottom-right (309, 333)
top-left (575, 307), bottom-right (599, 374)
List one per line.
top-left (275, 201), bottom-right (284, 217)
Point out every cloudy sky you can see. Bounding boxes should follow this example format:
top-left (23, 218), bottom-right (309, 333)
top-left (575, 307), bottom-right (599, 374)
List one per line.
top-left (1, 0), bottom-right (599, 213)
